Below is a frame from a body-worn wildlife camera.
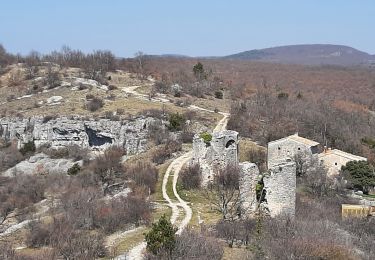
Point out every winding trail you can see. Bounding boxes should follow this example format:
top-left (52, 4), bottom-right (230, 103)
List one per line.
top-left (120, 85), bottom-right (229, 260)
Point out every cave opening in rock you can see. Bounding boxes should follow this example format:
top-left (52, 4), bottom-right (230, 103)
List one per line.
top-left (84, 125), bottom-right (113, 147)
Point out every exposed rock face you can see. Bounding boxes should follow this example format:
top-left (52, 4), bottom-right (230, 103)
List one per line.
top-left (263, 161), bottom-right (296, 217)
top-left (0, 116), bottom-right (156, 154)
top-left (239, 162), bottom-right (259, 216)
top-left (191, 130), bottom-right (238, 185)
top-left (4, 153), bottom-right (81, 176)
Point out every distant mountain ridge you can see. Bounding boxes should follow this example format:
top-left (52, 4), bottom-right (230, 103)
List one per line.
top-left (224, 44), bottom-right (375, 66)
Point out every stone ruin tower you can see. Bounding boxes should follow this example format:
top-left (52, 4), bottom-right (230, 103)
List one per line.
top-left (191, 130), bottom-right (238, 185)
top-left (191, 130), bottom-right (297, 218)
top-left (263, 161), bottom-right (296, 217)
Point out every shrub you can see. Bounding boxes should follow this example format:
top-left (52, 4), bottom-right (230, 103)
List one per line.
top-left (42, 115), bottom-right (56, 123)
top-left (86, 97), bottom-right (104, 112)
top-left (215, 91), bottom-right (223, 99)
top-left (108, 85), bottom-right (117, 91)
top-left (94, 194), bottom-right (152, 233)
top-left (179, 164), bottom-right (202, 190)
top-left (125, 161), bottom-right (158, 193)
top-left (0, 142), bottom-right (24, 171)
top-left (148, 122), bottom-right (169, 145)
top-left (147, 228), bottom-right (224, 260)
top-left (78, 83), bottom-right (89, 90)
top-left (19, 140), bottom-right (36, 155)
top-left (342, 160), bottom-right (375, 194)
top-left (152, 140), bottom-right (182, 164)
top-left (200, 132), bottom-right (212, 144)
top-left (145, 215), bottom-right (177, 255)
top-left (116, 108), bottom-right (125, 115)
top-left (180, 130), bottom-right (194, 143)
top-left (168, 113), bottom-right (185, 131)
top-left (277, 92), bottom-right (289, 99)
top-left (362, 137), bottom-right (375, 149)
top-left (27, 221), bottom-right (51, 248)
top-left (67, 163), bottom-right (81, 176)
top-left (85, 93), bottom-right (95, 100)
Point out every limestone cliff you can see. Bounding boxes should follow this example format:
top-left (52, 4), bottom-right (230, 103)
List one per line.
top-left (0, 116), bottom-right (158, 154)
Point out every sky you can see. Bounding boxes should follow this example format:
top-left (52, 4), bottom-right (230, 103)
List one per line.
top-left (1, 0), bottom-right (374, 57)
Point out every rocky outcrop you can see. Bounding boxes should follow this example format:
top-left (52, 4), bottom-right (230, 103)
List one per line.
top-left (3, 153), bottom-right (80, 176)
top-left (0, 116), bottom-right (157, 154)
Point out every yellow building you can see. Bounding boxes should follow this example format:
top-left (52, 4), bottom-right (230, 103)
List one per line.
top-left (319, 149), bottom-right (367, 177)
top-left (341, 204), bottom-right (374, 218)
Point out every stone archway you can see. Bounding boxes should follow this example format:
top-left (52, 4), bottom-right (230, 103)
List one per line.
top-left (225, 139), bottom-right (236, 148)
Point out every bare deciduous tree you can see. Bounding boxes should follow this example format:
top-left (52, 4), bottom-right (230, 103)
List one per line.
top-left (205, 164), bottom-right (241, 220)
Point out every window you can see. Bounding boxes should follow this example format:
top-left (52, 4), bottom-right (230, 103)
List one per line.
top-left (278, 147), bottom-right (281, 150)
top-left (298, 147), bottom-right (301, 150)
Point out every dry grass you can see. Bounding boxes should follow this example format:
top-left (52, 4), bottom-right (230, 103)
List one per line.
top-left (177, 188), bottom-right (222, 227)
top-left (238, 137), bottom-right (266, 162)
top-left (222, 246), bottom-right (252, 260)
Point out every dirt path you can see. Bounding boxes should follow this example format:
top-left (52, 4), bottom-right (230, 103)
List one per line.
top-left (165, 151), bottom-right (193, 234)
top-left (120, 86), bottom-right (230, 260)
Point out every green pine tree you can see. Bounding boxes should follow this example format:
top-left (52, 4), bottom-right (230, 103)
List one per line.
top-left (145, 214), bottom-right (177, 256)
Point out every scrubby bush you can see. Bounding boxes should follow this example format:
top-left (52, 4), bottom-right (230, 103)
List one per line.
top-left (147, 228), bottom-right (224, 260)
top-left (41, 145), bottom-right (89, 161)
top-left (179, 164), bottom-right (202, 190)
top-left (94, 194), bottom-right (152, 233)
top-left (86, 93), bottom-right (95, 100)
top-left (148, 122), bottom-right (170, 145)
top-left (86, 97), bottom-right (104, 112)
top-left (116, 108), bottom-right (125, 115)
top-left (67, 163), bottom-right (81, 175)
top-left (19, 140), bottom-right (36, 155)
top-left (0, 142), bottom-right (24, 171)
top-left (215, 219), bottom-right (256, 247)
top-left (277, 92), bottom-right (289, 99)
top-left (152, 140), bottom-right (182, 164)
top-left (27, 221), bottom-right (51, 248)
top-left (168, 113), bottom-right (185, 131)
top-left (125, 161), bottom-right (158, 193)
top-left (0, 175), bottom-right (46, 226)
top-left (42, 115), bottom-right (56, 123)
top-left (108, 85), bottom-right (117, 91)
top-left (180, 130), bottom-right (194, 143)
top-left (200, 132), bottom-right (212, 144)
top-left (87, 146), bottom-right (125, 193)
top-left (214, 91), bottom-right (223, 99)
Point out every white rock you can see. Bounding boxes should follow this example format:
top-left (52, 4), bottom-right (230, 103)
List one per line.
top-left (3, 153), bottom-right (82, 177)
top-left (47, 96), bottom-right (63, 104)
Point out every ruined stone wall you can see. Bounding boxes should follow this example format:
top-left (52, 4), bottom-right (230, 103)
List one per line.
top-left (263, 161), bottom-right (296, 217)
top-left (191, 130), bottom-right (238, 185)
top-left (239, 162), bottom-right (259, 217)
top-left (0, 116), bottom-right (156, 154)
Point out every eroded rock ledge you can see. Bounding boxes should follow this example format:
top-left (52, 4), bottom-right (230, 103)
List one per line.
top-left (0, 116), bottom-right (158, 154)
